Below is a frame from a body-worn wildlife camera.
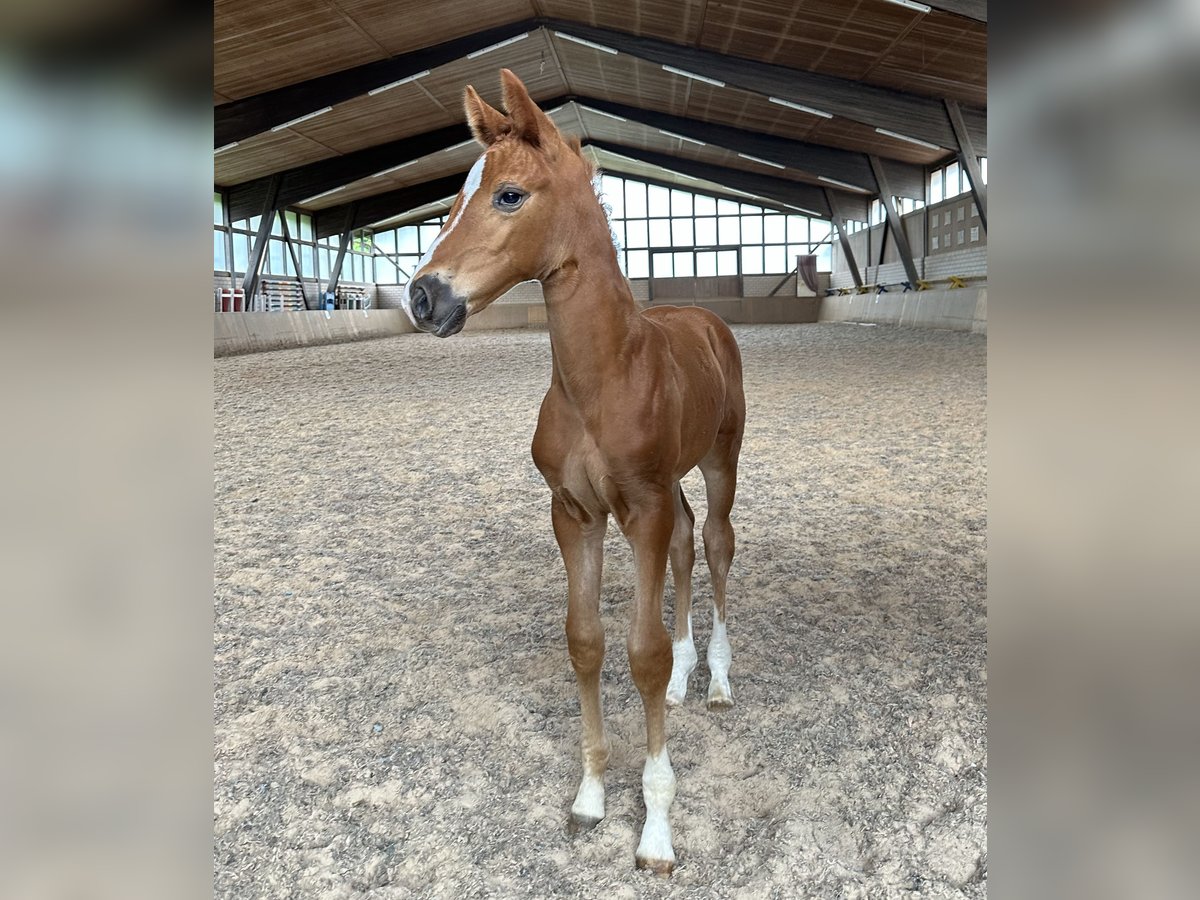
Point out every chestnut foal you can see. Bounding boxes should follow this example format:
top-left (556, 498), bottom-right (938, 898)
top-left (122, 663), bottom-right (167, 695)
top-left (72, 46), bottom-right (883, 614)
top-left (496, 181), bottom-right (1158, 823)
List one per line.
top-left (401, 70), bottom-right (745, 873)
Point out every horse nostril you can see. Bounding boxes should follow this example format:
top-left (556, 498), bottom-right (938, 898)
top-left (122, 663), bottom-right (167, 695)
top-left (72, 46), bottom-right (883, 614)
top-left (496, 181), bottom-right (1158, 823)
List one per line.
top-left (411, 284), bottom-right (431, 321)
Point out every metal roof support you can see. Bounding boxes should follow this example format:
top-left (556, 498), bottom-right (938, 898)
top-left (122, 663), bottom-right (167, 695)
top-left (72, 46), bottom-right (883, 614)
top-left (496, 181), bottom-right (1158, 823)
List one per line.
top-left (221, 188), bottom-right (237, 292)
top-left (824, 188), bottom-right (863, 289)
top-left (867, 156), bottom-right (920, 286)
top-left (944, 99), bottom-right (987, 231)
top-left (314, 175), bottom-right (468, 239)
top-left (241, 174), bottom-right (281, 302)
top-left (278, 213), bottom-right (310, 306)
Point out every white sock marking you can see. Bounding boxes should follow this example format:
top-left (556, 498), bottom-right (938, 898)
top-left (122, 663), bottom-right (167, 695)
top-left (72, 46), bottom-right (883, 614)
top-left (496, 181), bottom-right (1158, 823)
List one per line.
top-left (635, 748), bottom-right (676, 865)
top-left (400, 151), bottom-right (489, 324)
top-left (707, 612), bottom-right (733, 705)
top-left (571, 774), bottom-right (605, 822)
top-left (666, 613), bottom-right (696, 706)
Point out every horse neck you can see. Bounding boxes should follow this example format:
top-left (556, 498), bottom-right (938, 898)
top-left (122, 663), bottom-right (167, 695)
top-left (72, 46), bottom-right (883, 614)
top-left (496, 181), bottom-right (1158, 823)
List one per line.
top-left (539, 200), bottom-right (643, 409)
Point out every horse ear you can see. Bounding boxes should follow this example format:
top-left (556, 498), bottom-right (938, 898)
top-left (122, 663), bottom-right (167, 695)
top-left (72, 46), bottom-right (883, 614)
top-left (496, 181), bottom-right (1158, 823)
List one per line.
top-left (499, 68), bottom-right (554, 148)
top-left (565, 134), bottom-right (583, 156)
top-left (463, 85), bottom-right (510, 146)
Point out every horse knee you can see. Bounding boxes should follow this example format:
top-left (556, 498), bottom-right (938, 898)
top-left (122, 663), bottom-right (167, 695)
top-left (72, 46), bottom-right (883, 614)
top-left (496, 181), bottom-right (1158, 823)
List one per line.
top-left (567, 618), bottom-right (605, 675)
top-left (627, 623), bottom-right (672, 695)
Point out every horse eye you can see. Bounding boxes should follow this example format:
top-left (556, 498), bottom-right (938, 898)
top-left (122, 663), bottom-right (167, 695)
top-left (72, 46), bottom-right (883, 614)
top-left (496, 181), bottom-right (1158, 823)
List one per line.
top-left (495, 189), bottom-right (525, 210)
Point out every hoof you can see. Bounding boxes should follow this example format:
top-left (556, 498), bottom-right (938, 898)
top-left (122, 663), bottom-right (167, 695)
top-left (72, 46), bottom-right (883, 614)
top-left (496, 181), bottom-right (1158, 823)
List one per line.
top-left (568, 812), bottom-right (603, 835)
top-left (665, 689), bottom-right (685, 708)
top-left (635, 855), bottom-right (676, 876)
top-left (707, 681), bottom-right (734, 710)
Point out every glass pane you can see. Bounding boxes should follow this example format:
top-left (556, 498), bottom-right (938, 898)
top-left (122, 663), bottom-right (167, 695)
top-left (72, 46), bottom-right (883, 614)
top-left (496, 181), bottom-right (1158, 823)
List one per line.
top-left (270, 213), bottom-right (283, 237)
top-left (980, 157), bottom-right (987, 185)
top-left (673, 251), bottom-right (694, 277)
top-left (764, 215), bottom-right (786, 243)
top-left (376, 259), bottom-right (397, 285)
top-left (741, 202), bottom-right (763, 215)
top-left (764, 245), bottom-right (786, 273)
top-left (284, 211), bottom-right (298, 236)
top-left (695, 217), bottom-right (717, 245)
top-left (717, 249), bottom-right (738, 276)
top-left (671, 189), bottom-right (692, 216)
top-left (419, 224), bottom-right (441, 249)
top-left (649, 219), bottom-right (671, 248)
top-left (300, 214), bottom-right (313, 241)
top-left (946, 161), bottom-right (961, 197)
top-left (625, 181), bottom-right (647, 218)
top-left (213, 230), bottom-right (226, 270)
top-left (397, 256), bottom-right (419, 279)
top-left (233, 233), bottom-right (249, 273)
top-left (652, 252), bottom-right (674, 278)
top-left (268, 239), bottom-right (285, 274)
top-left (717, 198), bottom-right (740, 216)
top-left (627, 249), bottom-right (650, 278)
top-left (718, 216), bottom-right (740, 244)
top-left (741, 246), bottom-right (763, 275)
top-left (786, 216), bottom-right (807, 244)
top-left (740, 214), bottom-right (762, 244)
top-left (601, 175), bottom-right (625, 218)
top-left (213, 193), bottom-right (223, 226)
top-left (398, 226), bottom-right (419, 254)
top-left (810, 219), bottom-right (831, 242)
top-left (301, 245), bottom-right (316, 278)
top-left (249, 215), bottom-right (262, 232)
top-left (930, 169), bottom-right (943, 204)
top-left (625, 219), bottom-right (648, 248)
top-left (647, 184), bottom-right (671, 216)
top-left (787, 244), bottom-right (806, 263)
top-left (671, 218), bottom-right (693, 246)
top-left (607, 220), bottom-right (624, 250)
top-left (319, 249), bottom-right (330, 280)
top-left (696, 251), bottom-right (717, 276)
top-left (694, 194), bottom-right (716, 216)
top-left (375, 229), bottom-right (395, 253)
top-left (817, 245), bottom-right (832, 271)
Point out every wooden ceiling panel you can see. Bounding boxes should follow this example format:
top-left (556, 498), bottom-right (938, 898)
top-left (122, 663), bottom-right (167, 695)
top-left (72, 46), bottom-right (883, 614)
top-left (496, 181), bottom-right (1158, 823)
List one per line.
top-left (418, 30), bottom-right (568, 111)
top-left (214, 0), bottom-right (385, 100)
top-left (331, 0), bottom-right (537, 56)
top-left (284, 84), bottom-right (456, 155)
top-left (554, 39), bottom-right (690, 116)
top-left (540, 0), bottom-right (708, 45)
top-left (215, 130), bottom-right (340, 186)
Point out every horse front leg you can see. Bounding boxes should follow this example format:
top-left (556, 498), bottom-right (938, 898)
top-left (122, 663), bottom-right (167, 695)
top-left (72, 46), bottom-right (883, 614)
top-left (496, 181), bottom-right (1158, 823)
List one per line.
top-left (623, 490), bottom-right (677, 873)
top-left (551, 497), bottom-right (610, 832)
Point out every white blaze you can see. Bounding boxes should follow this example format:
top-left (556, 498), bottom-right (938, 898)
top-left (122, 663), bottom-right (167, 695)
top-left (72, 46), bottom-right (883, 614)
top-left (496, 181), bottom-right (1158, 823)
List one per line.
top-left (400, 150), bottom-right (490, 325)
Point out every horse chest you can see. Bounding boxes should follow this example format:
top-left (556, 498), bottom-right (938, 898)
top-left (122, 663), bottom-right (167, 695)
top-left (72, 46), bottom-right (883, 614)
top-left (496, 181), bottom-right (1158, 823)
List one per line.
top-left (538, 425), bottom-right (625, 519)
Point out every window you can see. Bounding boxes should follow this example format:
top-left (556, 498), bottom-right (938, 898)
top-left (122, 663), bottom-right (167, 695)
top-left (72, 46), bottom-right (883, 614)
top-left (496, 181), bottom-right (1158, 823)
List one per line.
top-left (980, 157), bottom-right (987, 185)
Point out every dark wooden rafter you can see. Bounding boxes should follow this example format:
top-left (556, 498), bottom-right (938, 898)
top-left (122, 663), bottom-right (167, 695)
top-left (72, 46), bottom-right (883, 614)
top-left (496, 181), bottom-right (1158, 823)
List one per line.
top-left (215, 19), bottom-right (538, 148)
top-left (867, 155), bottom-right (919, 285)
top-left (944, 99), bottom-right (987, 230)
top-left (587, 140), bottom-right (871, 221)
top-left (226, 123), bottom-right (472, 220)
top-left (315, 174), bottom-right (468, 239)
top-left (824, 188), bottom-right (863, 289)
top-left (926, 1), bottom-right (987, 24)
top-left (216, 20), bottom-right (985, 154)
top-left (577, 98), bottom-right (925, 200)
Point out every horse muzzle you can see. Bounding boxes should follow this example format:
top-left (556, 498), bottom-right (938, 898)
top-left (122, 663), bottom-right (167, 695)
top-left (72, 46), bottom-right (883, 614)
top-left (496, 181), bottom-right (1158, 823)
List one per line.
top-left (408, 274), bottom-right (468, 338)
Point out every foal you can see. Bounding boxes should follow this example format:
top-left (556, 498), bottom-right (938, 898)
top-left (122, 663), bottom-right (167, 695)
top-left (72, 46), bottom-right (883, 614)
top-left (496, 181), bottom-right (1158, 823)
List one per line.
top-left (401, 69), bottom-right (745, 873)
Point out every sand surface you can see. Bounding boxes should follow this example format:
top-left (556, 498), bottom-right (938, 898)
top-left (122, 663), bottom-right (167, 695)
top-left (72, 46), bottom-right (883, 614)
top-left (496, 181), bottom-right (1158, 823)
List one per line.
top-left (214, 323), bottom-right (987, 899)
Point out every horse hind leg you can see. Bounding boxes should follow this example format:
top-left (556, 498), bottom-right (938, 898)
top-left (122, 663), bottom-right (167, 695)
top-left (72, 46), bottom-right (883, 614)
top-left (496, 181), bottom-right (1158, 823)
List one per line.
top-left (665, 482), bottom-right (697, 707)
top-left (700, 437), bottom-right (739, 710)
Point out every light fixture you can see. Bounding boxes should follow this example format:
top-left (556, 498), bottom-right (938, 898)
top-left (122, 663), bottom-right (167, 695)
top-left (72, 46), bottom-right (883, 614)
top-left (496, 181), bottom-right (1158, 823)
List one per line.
top-left (768, 96), bottom-right (833, 119)
top-left (818, 175), bottom-right (865, 191)
top-left (215, 142), bottom-right (238, 154)
top-left (737, 152), bottom-right (785, 169)
top-left (299, 186), bottom-right (345, 203)
top-left (374, 160), bottom-right (418, 177)
top-left (662, 65), bottom-right (725, 88)
top-left (659, 129), bottom-right (705, 146)
top-left (466, 33), bottom-right (528, 59)
top-left (880, 0), bottom-right (931, 13)
top-left (442, 140), bottom-right (476, 153)
top-left (554, 32), bottom-right (618, 54)
top-left (587, 107), bottom-right (628, 123)
top-left (875, 127), bottom-right (942, 150)
top-left (270, 107), bottom-right (332, 131)
top-left (368, 70), bottom-right (430, 96)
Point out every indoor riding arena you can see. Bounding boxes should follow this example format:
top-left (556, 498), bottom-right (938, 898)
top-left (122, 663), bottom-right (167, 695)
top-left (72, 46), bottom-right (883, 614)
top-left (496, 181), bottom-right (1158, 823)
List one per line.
top-left (214, 3), bottom-right (987, 898)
